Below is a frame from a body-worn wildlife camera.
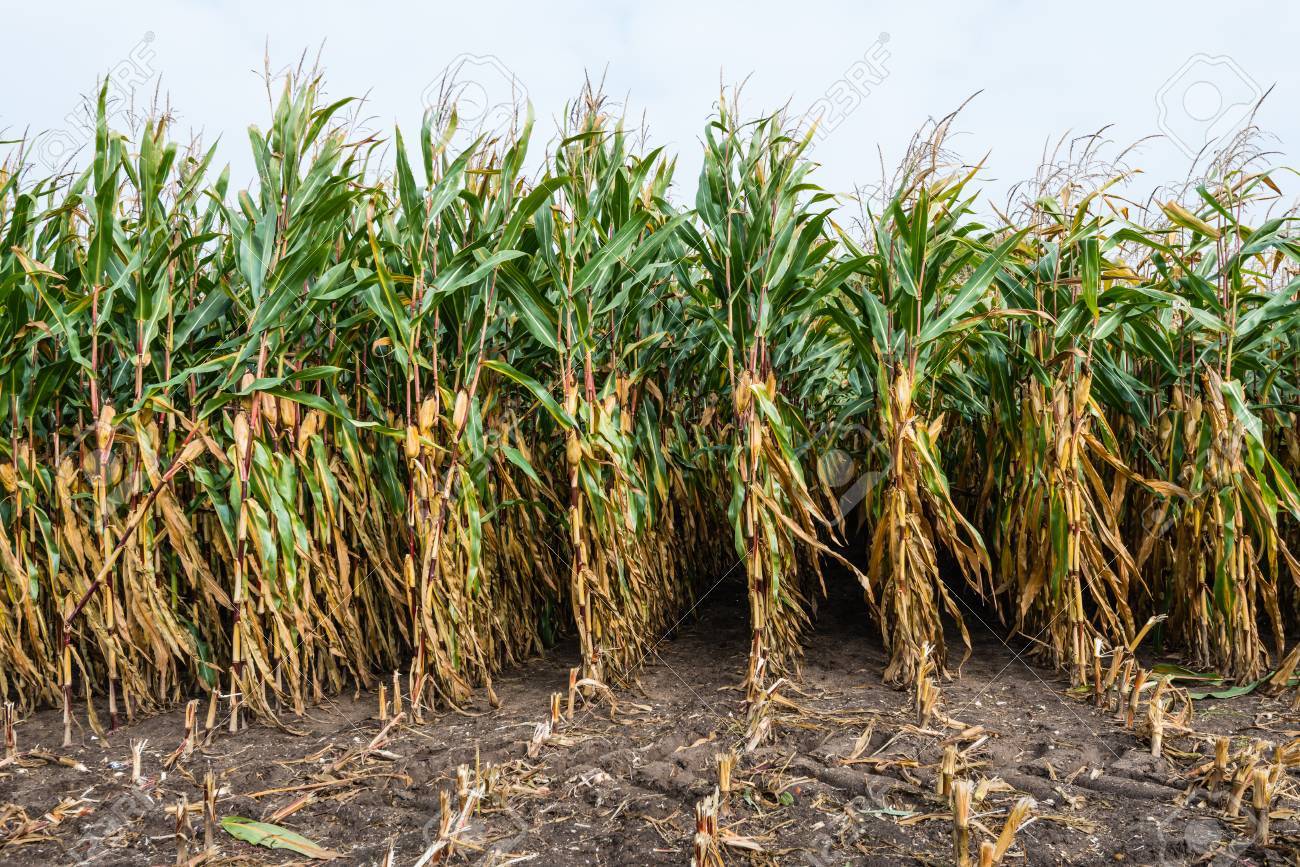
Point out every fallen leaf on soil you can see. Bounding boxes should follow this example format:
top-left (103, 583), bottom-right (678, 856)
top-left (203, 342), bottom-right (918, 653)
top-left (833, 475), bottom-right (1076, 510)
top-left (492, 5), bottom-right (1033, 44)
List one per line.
top-left (1150, 663), bottom-right (1222, 682)
top-left (676, 733), bottom-right (716, 752)
top-left (857, 806), bottom-right (918, 819)
top-left (844, 723), bottom-right (875, 761)
top-left (720, 831), bottom-right (764, 852)
top-left (220, 816), bottom-right (339, 860)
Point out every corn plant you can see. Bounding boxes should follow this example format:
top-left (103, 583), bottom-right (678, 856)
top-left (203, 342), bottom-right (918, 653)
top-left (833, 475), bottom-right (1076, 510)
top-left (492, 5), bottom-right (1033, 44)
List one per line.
top-left (1, 73), bottom-right (1299, 730)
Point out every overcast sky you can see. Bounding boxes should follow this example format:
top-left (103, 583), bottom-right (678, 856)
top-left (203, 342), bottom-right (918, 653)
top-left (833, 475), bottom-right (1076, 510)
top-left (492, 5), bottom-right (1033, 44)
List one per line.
top-left (5, 0), bottom-right (1299, 210)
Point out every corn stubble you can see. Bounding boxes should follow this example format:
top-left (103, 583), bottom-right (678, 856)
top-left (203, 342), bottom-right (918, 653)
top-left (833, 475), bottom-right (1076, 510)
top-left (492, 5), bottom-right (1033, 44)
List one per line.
top-left (0, 73), bottom-right (1299, 731)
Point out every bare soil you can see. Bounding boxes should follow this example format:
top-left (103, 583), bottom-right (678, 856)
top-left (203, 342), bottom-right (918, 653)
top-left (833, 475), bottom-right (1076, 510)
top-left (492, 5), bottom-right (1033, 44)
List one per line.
top-left (2, 574), bottom-right (1298, 866)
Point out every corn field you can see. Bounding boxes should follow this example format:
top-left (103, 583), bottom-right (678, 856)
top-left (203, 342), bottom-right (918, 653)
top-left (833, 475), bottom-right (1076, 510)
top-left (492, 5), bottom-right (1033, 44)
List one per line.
top-left (1, 76), bottom-right (1299, 740)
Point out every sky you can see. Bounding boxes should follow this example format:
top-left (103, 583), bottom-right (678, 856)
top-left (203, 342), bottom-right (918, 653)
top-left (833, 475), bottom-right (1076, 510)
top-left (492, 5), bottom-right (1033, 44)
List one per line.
top-left (4, 0), bottom-right (1299, 210)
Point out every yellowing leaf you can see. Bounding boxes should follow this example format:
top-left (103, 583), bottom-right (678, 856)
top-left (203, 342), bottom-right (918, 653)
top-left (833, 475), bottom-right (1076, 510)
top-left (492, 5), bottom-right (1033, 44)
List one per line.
top-left (1161, 201), bottom-right (1220, 239)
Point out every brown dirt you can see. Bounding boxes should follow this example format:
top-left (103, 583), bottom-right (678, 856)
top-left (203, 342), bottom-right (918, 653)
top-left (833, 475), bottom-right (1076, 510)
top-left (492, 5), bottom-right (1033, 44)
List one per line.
top-left (2, 574), bottom-right (1298, 866)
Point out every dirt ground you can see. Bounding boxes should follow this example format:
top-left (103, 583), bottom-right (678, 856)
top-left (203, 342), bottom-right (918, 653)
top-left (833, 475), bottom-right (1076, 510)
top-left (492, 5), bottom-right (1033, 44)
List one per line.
top-left (2, 573), bottom-right (1298, 866)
